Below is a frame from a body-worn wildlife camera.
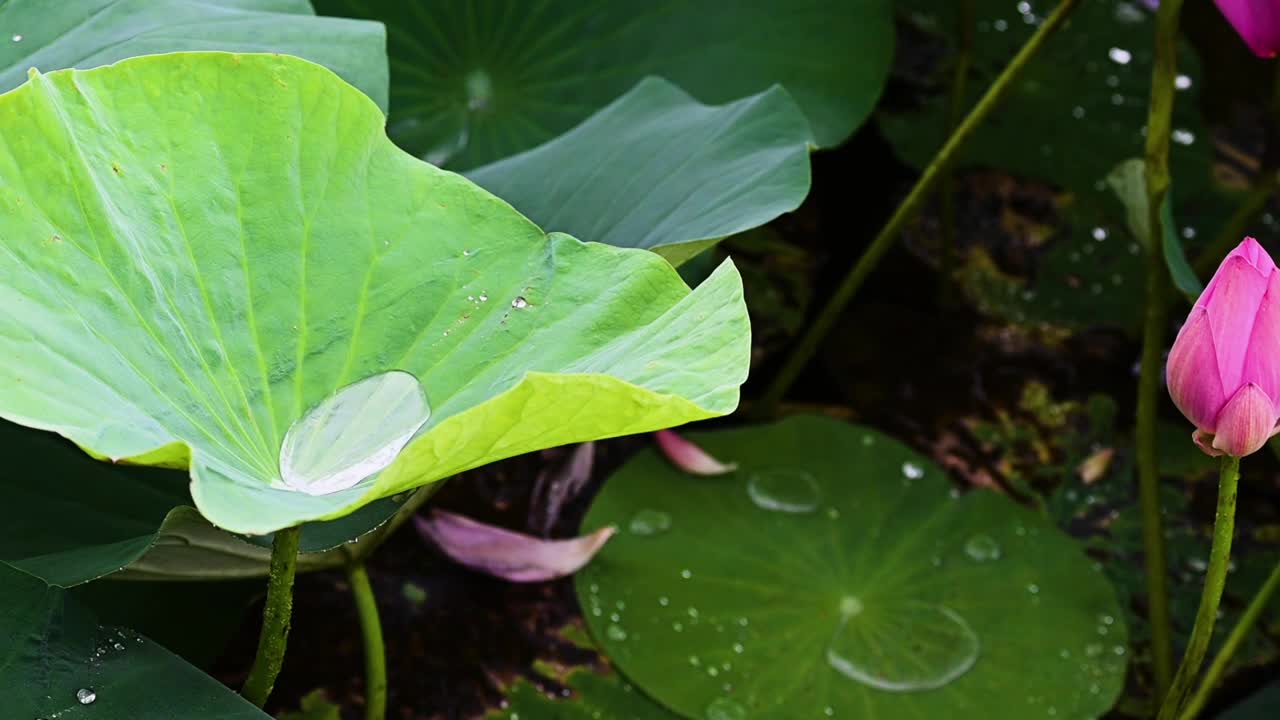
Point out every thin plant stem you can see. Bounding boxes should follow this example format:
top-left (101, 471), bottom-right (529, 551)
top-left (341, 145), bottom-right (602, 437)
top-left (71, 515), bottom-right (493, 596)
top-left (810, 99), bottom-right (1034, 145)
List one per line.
top-left (938, 0), bottom-right (977, 303)
top-left (348, 562), bottom-right (388, 720)
top-left (1138, 0), bottom-right (1186, 696)
top-left (1157, 455), bottom-right (1240, 720)
top-left (1193, 171), bottom-right (1279, 279)
top-left (241, 525), bottom-right (303, 708)
top-left (759, 0), bottom-right (1082, 412)
top-left (1192, 63), bottom-right (1280, 280)
top-left (1178, 557), bottom-right (1280, 719)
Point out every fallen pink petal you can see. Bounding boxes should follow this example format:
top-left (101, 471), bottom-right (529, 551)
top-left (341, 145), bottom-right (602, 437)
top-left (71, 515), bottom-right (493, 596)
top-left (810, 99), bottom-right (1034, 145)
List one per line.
top-left (654, 429), bottom-right (739, 475)
top-left (415, 510), bottom-right (616, 582)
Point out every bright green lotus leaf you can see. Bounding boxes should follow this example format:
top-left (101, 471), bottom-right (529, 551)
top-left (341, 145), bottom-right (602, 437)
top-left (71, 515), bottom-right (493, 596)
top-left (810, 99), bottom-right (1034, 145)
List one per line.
top-left (577, 416), bottom-right (1127, 719)
top-left (468, 78), bottom-right (814, 266)
top-left (313, 0), bottom-right (893, 168)
top-left (0, 0), bottom-right (388, 110)
top-left (0, 562), bottom-right (271, 719)
top-left (0, 419), bottom-right (406, 584)
top-left (881, 0), bottom-right (1209, 201)
top-left (0, 53), bottom-right (749, 536)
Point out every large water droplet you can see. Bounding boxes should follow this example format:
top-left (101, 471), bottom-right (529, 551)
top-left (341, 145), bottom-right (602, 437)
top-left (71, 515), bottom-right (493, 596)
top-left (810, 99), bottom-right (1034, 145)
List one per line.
top-left (279, 370), bottom-right (430, 495)
top-left (827, 603), bottom-right (980, 692)
top-left (746, 469), bottom-right (821, 513)
top-left (628, 509), bottom-right (672, 536)
top-left (964, 534), bottom-right (1002, 562)
top-left (704, 697), bottom-right (747, 720)
top-left (76, 688), bottom-right (97, 705)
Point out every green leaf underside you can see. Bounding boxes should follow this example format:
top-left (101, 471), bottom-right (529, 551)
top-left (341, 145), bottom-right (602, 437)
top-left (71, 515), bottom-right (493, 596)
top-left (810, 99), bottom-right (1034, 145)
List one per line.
top-left (0, 0), bottom-right (389, 110)
top-left (0, 418), bottom-right (402, 585)
top-left (313, 0), bottom-right (894, 168)
top-left (0, 52), bottom-right (749, 535)
top-left (577, 416), bottom-right (1127, 720)
top-left (0, 561), bottom-right (270, 719)
top-left (467, 78), bottom-right (813, 266)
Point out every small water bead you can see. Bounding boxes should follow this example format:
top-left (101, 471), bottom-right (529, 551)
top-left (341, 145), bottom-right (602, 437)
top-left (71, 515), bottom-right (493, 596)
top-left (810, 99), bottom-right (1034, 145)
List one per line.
top-left (11, 34), bottom-right (22, 42)
top-left (1072, 106), bottom-right (1086, 119)
top-left (673, 622), bottom-right (684, 632)
top-left (658, 596), bottom-right (670, 607)
top-left (1092, 227), bottom-right (1108, 241)
top-left (704, 697), bottom-right (747, 720)
top-left (690, 655), bottom-right (702, 666)
top-left (825, 708), bottom-right (835, 717)
top-left (606, 624), bottom-right (628, 642)
top-left (681, 569), bottom-right (693, 579)
top-left (1114, 1), bottom-right (1146, 22)
top-left (964, 534), bottom-right (1002, 562)
top-left (511, 296), bottom-right (529, 309)
top-left (1016, 1), bottom-right (1031, 13)
top-left (76, 688), bottom-right (97, 705)
top-left (732, 643), bottom-right (745, 654)
top-left (609, 613), bottom-right (621, 623)
top-left (478, 293), bottom-right (488, 302)
top-left (628, 509), bottom-right (672, 536)
top-left (901, 461), bottom-right (924, 480)
top-left (1026, 583), bottom-right (1040, 595)
top-left (1175, 74), bottom-right (1192, 90)
top-left (707, 666), bottom-right (720, 677)
top-left (1108, 47), bottom-right (1132, 65)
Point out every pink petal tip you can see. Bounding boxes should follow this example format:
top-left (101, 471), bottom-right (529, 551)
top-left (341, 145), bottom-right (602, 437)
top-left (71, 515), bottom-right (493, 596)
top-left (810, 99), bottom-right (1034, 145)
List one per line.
top-left (655, 429), bottom-right (738, 476)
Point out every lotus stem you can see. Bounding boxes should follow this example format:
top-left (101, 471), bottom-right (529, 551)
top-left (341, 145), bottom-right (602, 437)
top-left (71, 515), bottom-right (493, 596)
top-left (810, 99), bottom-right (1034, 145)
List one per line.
top-left (1138, 0), bottom-right (1186, 696)
top-left (1179, 556), bottom-right (1280, 719)
top-left (938, 0), bottom-right (977, 304)
top-left (759, 0), bottom-right (1083, 412)
top-left (1157, 454), bottom-right (1240, 720)
top-left (348, 562), bottom-right (388, 720)
top-left (241, 525), bottom-right (302, 708)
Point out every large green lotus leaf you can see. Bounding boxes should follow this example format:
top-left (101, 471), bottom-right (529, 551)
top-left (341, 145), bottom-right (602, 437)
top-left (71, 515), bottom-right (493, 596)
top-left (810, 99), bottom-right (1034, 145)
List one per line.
top-left (467, 78), bottom-right (813, 267)
top-left (0, 561), bottom-right (270, 719)
top-left (577, 416), bottom-right (1127, 719)
top-left (0, 0), bottom-right (388, 110)
top-left (0, 420), bottom-right (399, 585)
top-left (312, 0), bottom-right (893, 168)
top-left (881, 0), bottom-right (1210, 201)
top-left (0, 52), bottom-right (749, 536)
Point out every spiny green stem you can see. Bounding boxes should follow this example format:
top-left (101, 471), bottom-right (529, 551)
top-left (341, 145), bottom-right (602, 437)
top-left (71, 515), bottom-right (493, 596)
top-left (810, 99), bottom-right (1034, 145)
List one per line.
top-left (348, 562), bottom-right (388, 720)
top-left (1157, 455), bottom-right (1240, 720)
top-left (1138, 0), bottom-right (1185, 696)
top-left (241, 525), bottom-right (302, 708)
top-left (758, 0), bottom-right (1082, 412)
top-left (1179, 556), bottom-right (1280, 719)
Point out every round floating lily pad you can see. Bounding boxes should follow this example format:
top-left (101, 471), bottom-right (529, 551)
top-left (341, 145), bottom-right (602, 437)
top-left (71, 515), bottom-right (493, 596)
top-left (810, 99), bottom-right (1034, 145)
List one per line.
top-left (577, 416), bottom-right (1127, 720)
top-left (0, 52), bottom-right (749, 535)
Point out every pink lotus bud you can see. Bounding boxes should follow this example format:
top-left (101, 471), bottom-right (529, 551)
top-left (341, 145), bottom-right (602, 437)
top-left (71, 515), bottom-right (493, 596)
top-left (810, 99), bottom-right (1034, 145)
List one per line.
top-left (655, 429), bottom-right (737, 475)
top-left (1168, 237), bottom-right (1280, 457)
top-left (1214, 0), bottom-right (1280, 58)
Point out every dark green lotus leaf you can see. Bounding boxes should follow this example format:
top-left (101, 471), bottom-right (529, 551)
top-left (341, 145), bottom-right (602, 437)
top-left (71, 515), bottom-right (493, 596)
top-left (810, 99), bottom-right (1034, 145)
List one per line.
top-left (0, 0), bottom-right (388, 109)
top-left (469, 78), bottom-right (813, 266)
top-left (577, 416), bottom-right (1127, 719)
top-left (314, 0), bottom-right (893, 167)
top-left (0, 53), bottom-right (749, 535)
top-left (0, 561), bottom-right (270, 719)
top-left (0, 420), bottom-right (399, 585)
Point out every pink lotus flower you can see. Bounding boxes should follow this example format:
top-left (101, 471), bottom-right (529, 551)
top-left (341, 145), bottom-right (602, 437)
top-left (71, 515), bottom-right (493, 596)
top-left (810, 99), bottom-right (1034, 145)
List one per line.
top-left (1168, 237), bottom-right (1280, 457)
top-left (1214, 0), bottom-right (1280, 58)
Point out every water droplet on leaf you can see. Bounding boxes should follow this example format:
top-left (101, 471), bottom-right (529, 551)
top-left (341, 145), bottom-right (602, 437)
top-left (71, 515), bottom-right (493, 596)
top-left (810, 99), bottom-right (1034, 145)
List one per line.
top-left (279, 371), bottom-right (430, 495)
top-left (746, 469), bottom-right (821, 513)
top-left (826, 603), bottom-right (980, 692)
top-left (964, 534), bottom-right (1002, 562)
top-left (628, 509), bottom-right (672, 536)
top-left (76, 688), bottom-right (96, 705)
